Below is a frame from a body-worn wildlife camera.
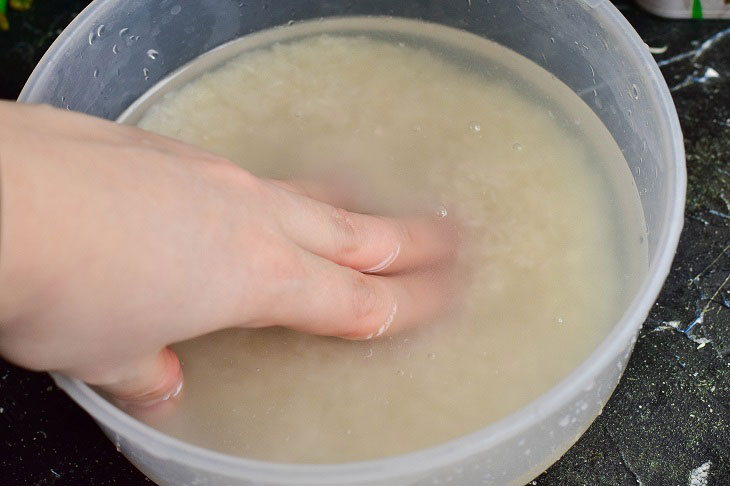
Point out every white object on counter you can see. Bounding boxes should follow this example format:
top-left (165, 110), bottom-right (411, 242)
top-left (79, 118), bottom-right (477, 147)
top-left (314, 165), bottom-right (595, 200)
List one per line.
top-left (636, 0), bottom-right (730, 18)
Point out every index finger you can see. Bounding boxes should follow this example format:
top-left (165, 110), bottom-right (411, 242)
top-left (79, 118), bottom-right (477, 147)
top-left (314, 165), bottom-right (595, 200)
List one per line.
top-left (267, 182), bottom-right (459, 275)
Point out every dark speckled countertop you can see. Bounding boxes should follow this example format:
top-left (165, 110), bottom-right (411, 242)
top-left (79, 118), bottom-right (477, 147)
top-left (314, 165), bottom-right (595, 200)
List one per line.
top-left (1, 1), bottom-right (729, 485)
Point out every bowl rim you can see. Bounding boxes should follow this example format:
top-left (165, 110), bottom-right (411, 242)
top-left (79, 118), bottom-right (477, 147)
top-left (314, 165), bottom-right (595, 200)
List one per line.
top-left (29, 0), bottom-right (686, 483)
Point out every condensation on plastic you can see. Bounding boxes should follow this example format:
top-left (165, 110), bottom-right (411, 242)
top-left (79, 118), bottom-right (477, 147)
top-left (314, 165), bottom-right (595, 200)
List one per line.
top-left (19, 0), bottom-right (686, 485)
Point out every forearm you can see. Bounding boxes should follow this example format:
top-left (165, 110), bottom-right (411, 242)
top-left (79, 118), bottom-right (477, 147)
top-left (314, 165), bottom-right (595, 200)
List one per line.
top-left (0, 104), bottom-right (110, 364)
top-left (0, 103), bottom-right (47, 331)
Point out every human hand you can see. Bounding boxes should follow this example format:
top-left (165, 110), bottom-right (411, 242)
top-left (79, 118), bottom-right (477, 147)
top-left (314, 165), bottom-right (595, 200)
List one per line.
top-left (0, 102), bottom-right (459, 408)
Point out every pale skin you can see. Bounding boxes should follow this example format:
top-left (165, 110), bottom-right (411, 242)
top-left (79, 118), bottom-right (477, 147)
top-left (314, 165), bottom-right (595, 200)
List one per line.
top-left (0, 101), bottom-right (458, 409)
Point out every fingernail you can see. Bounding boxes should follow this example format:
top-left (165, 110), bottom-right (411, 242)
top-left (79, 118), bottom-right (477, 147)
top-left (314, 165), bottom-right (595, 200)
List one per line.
top-left (362, 244), bottom-right (401, 274)
top-left (362, 301), bottom-right (397, 340)
top-left (113, 348), bottom-right (184, 410)
top-left (129, 374), bottom-right (184, 409)
top-left (375, 302), bottom-right (398, 337)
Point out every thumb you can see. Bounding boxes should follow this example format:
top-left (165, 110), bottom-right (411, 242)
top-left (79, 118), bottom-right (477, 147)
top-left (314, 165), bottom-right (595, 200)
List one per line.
top-left (98, 347), bottom-right (183, 409)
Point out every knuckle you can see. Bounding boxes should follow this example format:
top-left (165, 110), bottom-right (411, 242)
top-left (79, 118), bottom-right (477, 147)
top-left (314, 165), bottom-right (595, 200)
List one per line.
top-left (209, 162), bottom-right (259, 190)
top-left (284, 180), bottom-right (313, 198)
top-left (348, 275), bottom-right (385, 337)
top-left (330, 207), bottom-right (362, 258)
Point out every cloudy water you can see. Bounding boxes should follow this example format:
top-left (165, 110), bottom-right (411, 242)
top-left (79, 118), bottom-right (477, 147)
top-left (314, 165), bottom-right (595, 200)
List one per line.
top-left (119, 17), bottom-right (648, 463)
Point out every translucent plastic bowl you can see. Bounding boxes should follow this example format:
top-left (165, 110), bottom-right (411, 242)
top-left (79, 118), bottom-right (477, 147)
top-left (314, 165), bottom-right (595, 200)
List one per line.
top-left (19, 1), bottom-right (685, 484)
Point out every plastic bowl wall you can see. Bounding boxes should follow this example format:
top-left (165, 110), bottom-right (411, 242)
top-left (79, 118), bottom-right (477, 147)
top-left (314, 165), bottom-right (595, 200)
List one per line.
top-left (19, 1), bottom-right (685, 485)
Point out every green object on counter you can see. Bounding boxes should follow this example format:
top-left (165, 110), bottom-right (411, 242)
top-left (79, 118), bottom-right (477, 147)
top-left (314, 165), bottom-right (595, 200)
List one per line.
top-left (692, 0), bottom-right (703, 19)
top-left (0, 0), bottom-right (7, 31)
top-left (10, 0), bottom-right (33, 10)
top-left (0, 0), bottom-right (34, 31)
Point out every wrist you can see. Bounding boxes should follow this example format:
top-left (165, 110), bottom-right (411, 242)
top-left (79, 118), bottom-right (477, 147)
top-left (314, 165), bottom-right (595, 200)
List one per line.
top-left (0, 142), bottom-right (39, 329)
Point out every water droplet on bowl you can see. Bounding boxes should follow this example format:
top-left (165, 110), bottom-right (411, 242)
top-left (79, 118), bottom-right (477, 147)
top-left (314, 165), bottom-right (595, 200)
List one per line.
top-left (119, 27), bottom-right (129, 36)
top-left (512, 142), bottom-right (523, 151)
top-left (96, 24), bottom-right (105, 37)
top-left (88, 32), bottom-right (95, 45)
top-left (112, 44), bottom-right (119, 55)
top-left (434, 205), bottom-right (448, 218)
top-left (147, 49), bottom-right (159, 60)
top-left (469, 120), bottom-right (481, 133)
top-left (170, 4), bottom-right (182, 15)
top-left (630, 83), bottom-right (639, 99)
top-left (143, 68), bottom-right (150, 80)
